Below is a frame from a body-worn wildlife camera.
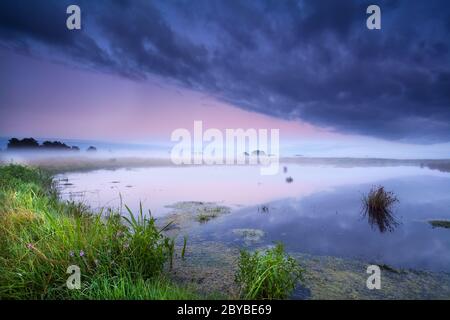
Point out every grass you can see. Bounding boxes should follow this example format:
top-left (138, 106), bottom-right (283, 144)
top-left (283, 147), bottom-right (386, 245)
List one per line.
top-left (196, 212), bottom-right (219, 223)
top-left (0, 164), bottom-right (304, 300)
top-left (196, 207), bottom-right (224, 223)
top-left (0, 164), bottom-right (199, 299)
top-left (181, 236), bottom-right (187, 260)
top-left (429, 220), bottom-right (450, 229)
top-left (70, 273), bottom-right (198, 300)
top-left (196, 206), bottom-right (229, 223)
top-left (362, 186), bottom-right (399, 233)
top-left (235, 243), bottom-right (303, 300)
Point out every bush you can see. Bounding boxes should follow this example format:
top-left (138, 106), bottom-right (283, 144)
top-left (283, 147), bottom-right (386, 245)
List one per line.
top-left (0, 164), bottom-right (53, 191)
top-left (235, 243), bottom-right (303, 300)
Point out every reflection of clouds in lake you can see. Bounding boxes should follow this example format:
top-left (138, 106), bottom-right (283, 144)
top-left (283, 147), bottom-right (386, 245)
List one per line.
top-left (57, 164), bottom-right (450, 271)
top-left (197, 176), bottom-right (450, 272)
top-left (58, 164), bottom-right (449, 217)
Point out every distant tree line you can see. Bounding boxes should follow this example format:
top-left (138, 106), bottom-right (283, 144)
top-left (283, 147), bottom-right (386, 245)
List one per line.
top-left (6, 138), bottom-right (96, 152)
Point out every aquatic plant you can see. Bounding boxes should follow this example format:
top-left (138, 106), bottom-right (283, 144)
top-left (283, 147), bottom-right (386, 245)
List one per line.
top-left (362, 186), bottom-right (399, 233)
top-left (429, 220), bottom-right (450, 229)
top-left (167, 238), bottom-right (175, 270)
top-left (196, 206), bottom-right (226, 223)
top-left (235, 243), bottom-right (303, 300)
top-left (181, 236), bottom-right (188, 260)
top-left (121, 203), bottom-right (173, 278)
top-left (197, 212), bottom-right (218, 223)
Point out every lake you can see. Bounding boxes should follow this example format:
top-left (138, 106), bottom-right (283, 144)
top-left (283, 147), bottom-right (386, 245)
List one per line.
top-left (57, 163), bottom-right (450, 273)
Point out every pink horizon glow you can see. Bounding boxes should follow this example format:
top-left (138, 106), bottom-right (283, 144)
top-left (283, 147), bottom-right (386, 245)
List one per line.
top-left (0, 50), bottom-right (341, 144)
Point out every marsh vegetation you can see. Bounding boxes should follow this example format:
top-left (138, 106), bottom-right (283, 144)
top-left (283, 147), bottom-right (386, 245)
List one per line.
top-left (362, 186), bottom-right (399, 233)
top-left (2, 162), bottom-right (450, 300)
top-left (0, 164), bottom-right (197, 299)
top-left (0, 165), bottom-right (302, 300)
top-left (235, 243), bottom-right (303, 299)
top-left (429, 220), bottom-right (450, 229)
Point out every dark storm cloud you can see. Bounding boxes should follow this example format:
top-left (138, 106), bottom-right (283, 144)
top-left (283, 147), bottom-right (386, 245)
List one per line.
top-left (1, 0), bottom-right (449, 143)
top-left (0, 0), bottom-right (115, 70)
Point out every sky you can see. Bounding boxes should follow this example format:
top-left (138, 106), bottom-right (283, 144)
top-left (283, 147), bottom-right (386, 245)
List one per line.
top-left (0, 0), bottom-right (449, 158)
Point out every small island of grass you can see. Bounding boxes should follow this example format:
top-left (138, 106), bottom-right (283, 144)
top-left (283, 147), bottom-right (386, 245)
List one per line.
top-left (429, 220), bottom-right (450, 229)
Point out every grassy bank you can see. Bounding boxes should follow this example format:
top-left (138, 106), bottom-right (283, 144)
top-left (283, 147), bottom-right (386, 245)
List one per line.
top-left (0, 164), bottom-right (198, 299)
top-left (0, 164), bottom-right (304, 300)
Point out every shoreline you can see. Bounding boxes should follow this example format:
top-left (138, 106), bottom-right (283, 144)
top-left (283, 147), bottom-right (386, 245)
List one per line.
top-left (1, 163), bottom-right (450, 299)
top-left (2, 152), bottom-right (450, 174)
top-left (158, 201), bottom-right (450, 299)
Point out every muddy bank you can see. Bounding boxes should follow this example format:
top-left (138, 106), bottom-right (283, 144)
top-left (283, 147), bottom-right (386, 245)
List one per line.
top-left (166, 239), bottom-right (450, 300)
top-left (295, 253), bottom-right (450, 299)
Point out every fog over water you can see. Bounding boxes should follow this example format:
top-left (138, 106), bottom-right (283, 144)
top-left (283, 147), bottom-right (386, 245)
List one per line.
top-left (2, 144), bottom-right (450, 272)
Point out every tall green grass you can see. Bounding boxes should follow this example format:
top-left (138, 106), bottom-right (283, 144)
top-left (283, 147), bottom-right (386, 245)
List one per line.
top-left (235, 243), bottom-right (303, 300)
top-left (0, 164), bottom-right (198, 299)
top-left (70, 273), bottom-right (199, 300)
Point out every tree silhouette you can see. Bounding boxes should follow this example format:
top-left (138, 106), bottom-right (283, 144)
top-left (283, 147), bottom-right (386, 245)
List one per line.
top-left (6, 137), bottom-right (83, 152)
top-left (42, 141), bottom-right (71, 150)
top-left (7, 138), bottom-right (39, 149)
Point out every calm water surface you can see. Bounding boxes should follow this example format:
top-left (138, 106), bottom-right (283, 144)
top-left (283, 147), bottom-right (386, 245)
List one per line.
top-left (58, 164), bottom-right (450, 272)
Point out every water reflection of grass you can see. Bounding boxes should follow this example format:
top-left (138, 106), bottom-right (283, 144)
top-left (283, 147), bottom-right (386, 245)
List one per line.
top-left (162, 197), bottom-right (450, 299)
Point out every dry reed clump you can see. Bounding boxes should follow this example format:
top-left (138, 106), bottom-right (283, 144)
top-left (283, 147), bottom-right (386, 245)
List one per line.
top-left (362, 186), bottom-right (399, 233)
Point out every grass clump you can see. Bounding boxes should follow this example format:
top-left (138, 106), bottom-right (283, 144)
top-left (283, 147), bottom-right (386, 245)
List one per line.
top-left (362, 186), bottom-right (399, 233)
top-left (196, 207), bottom-right (226, 223)
top-left (181, 236), bottom-right (187, 260)
top-left (235, 243), bottom-right (303, 300)
top-left (70, 273), bottom-right (198, 300)
top-left (196, 212), bottom-right (219, 223)
top-left (0, 164), bottom-right (198, 299)
top-left (429, 220), bottom-right (450, 229)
